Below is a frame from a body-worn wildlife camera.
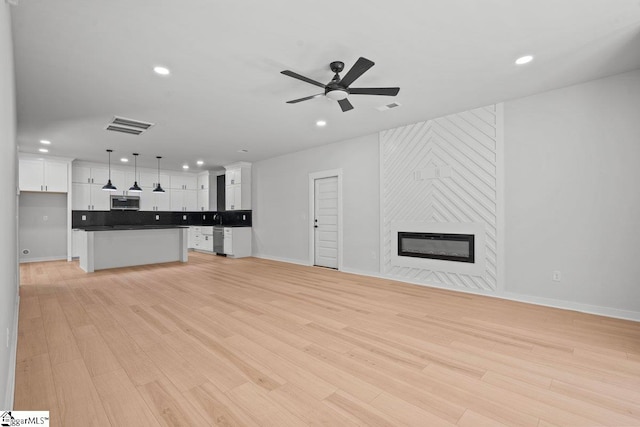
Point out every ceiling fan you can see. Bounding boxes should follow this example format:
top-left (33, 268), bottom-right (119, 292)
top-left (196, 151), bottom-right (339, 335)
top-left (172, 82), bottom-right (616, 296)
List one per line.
top-left (281, 57), bottom-right (400, 112)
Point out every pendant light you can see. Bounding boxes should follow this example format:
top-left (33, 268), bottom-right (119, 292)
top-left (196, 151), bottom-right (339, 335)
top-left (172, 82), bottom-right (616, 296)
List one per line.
top-left (102, 149), bottom-right (117, 191)
top-left (128, 153), bottom-right (142, 192)
top-left (152, 156), bottom-right (165, 193)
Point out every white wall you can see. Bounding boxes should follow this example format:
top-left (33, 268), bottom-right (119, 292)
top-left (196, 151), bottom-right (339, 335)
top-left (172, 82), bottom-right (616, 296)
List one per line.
top-left (252, 134), bottom-right (379, 273)
top-left (19, 193), bottom-right (68, 262)
top-left (0, 2), bottom-right (19, 408)
top-left (504, 69), bottom-right (640, 316)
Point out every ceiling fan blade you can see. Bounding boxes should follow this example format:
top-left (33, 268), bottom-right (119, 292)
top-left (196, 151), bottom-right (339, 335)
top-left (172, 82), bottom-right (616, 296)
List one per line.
top-left (338, 98), bottom-right (354, 112)
top-left (349, 87), bottom-right (400, 96)
top-left (281, 70), bottom-right (326, 89)
top-left (339, 57), bottom-right (374, 88)
top-left (286, 94), bottom-right (324, 104)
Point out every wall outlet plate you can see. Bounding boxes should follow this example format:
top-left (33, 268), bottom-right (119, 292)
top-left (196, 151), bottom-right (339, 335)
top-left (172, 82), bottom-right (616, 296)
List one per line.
top-left (552, 271), bottom-right (562, 282)
top-left (155, 215), bottom-right (160, 220)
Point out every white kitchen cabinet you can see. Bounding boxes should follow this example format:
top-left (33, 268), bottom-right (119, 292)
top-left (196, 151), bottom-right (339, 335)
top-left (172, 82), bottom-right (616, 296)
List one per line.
top-left (72, 166), bottom-right (92, 184)
top-left (224, 168), bottom-right (241, 185)
top-left (223, 227), bottom-right (251, 258)
top-left (72, 229), bottom-right (83, 258)
top-left (190, 226), bottom-right (214, 252)
top-left (197, 172), bottom-right (209, 190)
top-left (197, 188), bottom-right (209, 211)
top-left (141, 190), bottom-right (170, 211)
top-left (170, 174), bottom-right (197, 190)
top-left (225, 184), bottom-right (241, 211)
top-left (19, 158), bottom-right (68, 192)
top-left (170, 189), bottom-right (197, 211)
top-left (188, 226), bottom-right (199, 249)
top-left (73, 166), bottom-right (111, 185)
top-left (224, 162), bottom-right (251, 211)
top-left (139, 171), bottom-right (170, 190)
top-left (72, 182), bottom-right (110, 210)
top-left (72, 183), bottom-right (90, 210)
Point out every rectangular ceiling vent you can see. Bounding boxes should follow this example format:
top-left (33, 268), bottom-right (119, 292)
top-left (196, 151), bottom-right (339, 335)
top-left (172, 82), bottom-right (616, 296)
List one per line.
top-left (105, 116), bottom-right (154, 136)
top-left (376, 102), bottom-right (402, 112)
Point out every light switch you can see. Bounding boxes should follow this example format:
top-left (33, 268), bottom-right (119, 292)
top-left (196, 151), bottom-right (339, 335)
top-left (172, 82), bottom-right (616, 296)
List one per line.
top-left (155, 215), bottom-right (159, 220)
top-left (183, 215), bottom-right (187, 220)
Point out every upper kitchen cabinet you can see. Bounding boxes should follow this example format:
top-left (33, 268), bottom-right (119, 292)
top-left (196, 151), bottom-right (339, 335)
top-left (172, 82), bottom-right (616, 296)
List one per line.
top-left (139, 171), bottom-right (170, 190)
top-left (72, 165), bottom-right (125, 191)
top-left (197, 172), bottom-right (209, 190)
top-left (224, 162), bottom-right (251, 211)
top-left (19, 157), bottom-right (69, 192)
top-left (170, 174), bottom-right (198, 190)
top-left (170, 188), bottom-right (197, 211)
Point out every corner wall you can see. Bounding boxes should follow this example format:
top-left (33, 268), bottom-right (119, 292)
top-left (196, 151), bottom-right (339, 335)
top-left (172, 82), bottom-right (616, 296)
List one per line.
top-left (0, 1), bottom-right (19, 408)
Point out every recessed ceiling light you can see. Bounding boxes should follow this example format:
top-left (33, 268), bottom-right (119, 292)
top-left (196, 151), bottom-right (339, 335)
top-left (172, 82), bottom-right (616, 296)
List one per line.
top-left (153, 66), bottom-right (170, 76)
top-left (515, 55), bottom-right (534, 65)
top-left (238, 149), bottom-right (248, 153)
top-left (38, 148), bottom-right (48, 153)
top-left (182, 164), bottom-right (189, 170)
top-left (120, 158), bottom-right (128, 162)
top-left (196, 160), bottom-right (204, 166)
top-left (40, 139), bottom-right (51, 145)
top-left (316, 120), bottom-right (327, 127)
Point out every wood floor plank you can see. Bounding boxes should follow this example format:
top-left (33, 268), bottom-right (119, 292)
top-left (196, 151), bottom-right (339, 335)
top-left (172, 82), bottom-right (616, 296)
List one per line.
top-left (92, 369), bottom-right (161, 427)
top-left (51, 357), bottom-right (111, 427)
top-left (14, 254), bottom-right (640, 427)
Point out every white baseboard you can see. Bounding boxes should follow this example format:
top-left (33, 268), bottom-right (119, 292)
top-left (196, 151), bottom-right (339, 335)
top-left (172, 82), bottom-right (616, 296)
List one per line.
top-left (4, 294), bottom-right (19, 409)
top-left (253, 253), bottom-right (310, 267)
top-left (19, 256), bottom-right (67, 264)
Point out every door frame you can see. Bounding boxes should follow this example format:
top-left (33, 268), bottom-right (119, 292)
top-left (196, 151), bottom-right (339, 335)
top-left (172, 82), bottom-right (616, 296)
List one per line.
top-left (308, 169), bottom-right (343, 270)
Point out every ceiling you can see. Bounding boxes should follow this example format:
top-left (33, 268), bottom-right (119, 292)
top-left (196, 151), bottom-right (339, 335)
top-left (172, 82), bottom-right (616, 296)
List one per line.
top-left (10, 0), bottom-right (640, 172)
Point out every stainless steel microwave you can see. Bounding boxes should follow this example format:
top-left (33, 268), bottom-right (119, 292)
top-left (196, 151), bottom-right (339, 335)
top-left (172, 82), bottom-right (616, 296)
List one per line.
top-left (110, 195), bottom-right (140, 211)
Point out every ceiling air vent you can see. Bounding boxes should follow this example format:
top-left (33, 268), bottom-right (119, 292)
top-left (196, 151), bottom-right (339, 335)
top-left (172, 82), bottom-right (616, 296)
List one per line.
top-left (376, 102), bottom-right (402, 112)
top-left (105, 116), bottom-right (155, 136)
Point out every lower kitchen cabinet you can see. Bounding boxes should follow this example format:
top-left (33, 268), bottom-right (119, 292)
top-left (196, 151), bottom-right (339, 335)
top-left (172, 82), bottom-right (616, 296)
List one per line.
top-left (223, 227), bottom-right (251, 258)
top-left (189, 226), bottom-right (214, 252)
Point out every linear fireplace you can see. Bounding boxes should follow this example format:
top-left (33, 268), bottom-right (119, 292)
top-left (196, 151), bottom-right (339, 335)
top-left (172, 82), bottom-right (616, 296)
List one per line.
top-left (398, 232), bottom-right (475, 263)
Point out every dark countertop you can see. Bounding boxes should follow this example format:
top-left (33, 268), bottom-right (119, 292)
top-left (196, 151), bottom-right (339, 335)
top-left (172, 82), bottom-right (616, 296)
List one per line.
top-left (76, 225), bottom-right (190, 232)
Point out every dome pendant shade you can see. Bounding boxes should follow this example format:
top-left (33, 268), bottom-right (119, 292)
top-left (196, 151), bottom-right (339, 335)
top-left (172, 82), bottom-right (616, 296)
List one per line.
top-left (102, 149), bottom-right (117, 191)
top-left (152, 156), bottom-right (165, 193)
top-left (129, 182), bottom-right (142, 192)
top-left (325, 89), bottom-right (348, 101)
top-left (129, 153), bottom-right (143, 192)
top-left (102, 179), bottom-right (117, 191)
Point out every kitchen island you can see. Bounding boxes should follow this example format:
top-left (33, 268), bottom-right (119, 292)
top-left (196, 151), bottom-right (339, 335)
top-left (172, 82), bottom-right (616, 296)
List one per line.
top-left (76, 225), bottom-right (189, 273)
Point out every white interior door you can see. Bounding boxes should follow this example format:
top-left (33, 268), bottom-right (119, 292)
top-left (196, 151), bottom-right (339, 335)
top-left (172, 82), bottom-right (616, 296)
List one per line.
top-left (314, 176), bottom-right (338, 268)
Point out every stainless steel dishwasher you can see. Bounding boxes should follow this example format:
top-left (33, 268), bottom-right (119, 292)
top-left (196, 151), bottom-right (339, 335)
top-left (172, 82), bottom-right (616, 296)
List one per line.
top-left (213, 226), bottom-right (224, 254)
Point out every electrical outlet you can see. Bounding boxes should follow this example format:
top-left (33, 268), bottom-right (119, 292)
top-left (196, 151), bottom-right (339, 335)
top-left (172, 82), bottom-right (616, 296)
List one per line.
top-left (183, 215), bottom-right (187, 220)
top-left (81, 215), bottom-right (87, 221)
top-left (552, 271), bottom-right (562, 282)
top-left (155, 215), bottom-right (160, 221)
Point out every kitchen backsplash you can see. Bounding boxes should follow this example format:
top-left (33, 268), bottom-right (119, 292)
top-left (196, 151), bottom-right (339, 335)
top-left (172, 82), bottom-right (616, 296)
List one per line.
top-left (72, 210), bottom-right (252, 228)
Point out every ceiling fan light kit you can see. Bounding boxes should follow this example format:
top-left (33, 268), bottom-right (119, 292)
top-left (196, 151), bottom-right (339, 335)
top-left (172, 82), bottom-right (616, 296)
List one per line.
top-left (281, 57), bottom-right (400, 112)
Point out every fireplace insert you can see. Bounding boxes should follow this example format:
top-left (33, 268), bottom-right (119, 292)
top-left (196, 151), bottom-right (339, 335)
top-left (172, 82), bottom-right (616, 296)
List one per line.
top-left (398, 232), bottom-right (475, 263)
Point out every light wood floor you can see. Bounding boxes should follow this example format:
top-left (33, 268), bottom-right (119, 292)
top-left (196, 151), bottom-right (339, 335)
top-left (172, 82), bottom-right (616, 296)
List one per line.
top-left (15, 253), bottom-right (640, 426)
